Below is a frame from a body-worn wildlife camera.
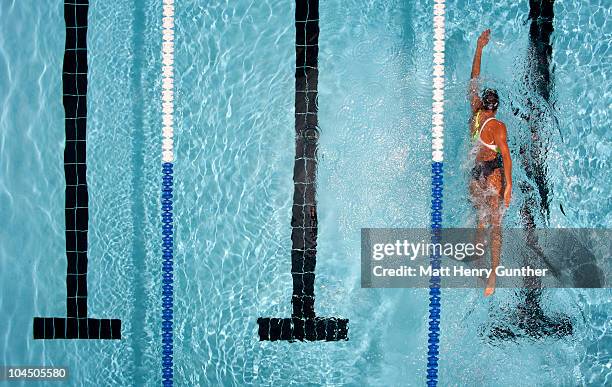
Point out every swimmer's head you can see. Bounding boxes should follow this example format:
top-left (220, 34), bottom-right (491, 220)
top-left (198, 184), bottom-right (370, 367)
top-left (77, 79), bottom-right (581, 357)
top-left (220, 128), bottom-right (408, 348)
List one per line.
top-left (481, 88), bottom-right (499, 111)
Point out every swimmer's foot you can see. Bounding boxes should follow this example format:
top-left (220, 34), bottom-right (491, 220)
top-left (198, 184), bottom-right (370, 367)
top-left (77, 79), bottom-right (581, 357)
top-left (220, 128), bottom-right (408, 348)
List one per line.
top-left (484, 275), bottom-right (496, 297)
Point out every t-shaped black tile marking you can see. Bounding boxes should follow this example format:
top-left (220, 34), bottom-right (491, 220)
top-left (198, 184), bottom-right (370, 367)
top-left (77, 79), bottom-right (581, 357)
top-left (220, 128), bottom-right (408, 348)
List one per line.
top-left (491, 0), bottom-right (572, 341)
top-left (33, 0), bottom-right (121, 340)
top-left (257, 0), bottom-right (348, 342)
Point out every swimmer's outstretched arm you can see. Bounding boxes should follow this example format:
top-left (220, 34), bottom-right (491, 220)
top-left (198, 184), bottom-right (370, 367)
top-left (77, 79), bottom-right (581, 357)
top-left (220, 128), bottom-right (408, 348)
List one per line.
top-left (469, 29), bottom-right (491, 112)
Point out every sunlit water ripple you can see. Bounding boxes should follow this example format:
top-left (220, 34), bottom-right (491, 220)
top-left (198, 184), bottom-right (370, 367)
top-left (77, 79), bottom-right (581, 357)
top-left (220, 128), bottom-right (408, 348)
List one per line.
top-left (0, 0), bottom-right (609, 385)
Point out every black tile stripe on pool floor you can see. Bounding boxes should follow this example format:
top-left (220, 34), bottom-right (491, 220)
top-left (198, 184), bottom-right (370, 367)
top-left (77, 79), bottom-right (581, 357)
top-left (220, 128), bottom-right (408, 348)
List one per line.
top-left (33, 0), bottom-right (121, 340)
top-left (487, 0), bottom-right (572, 341)
top-left (257, 0), bottom-right (349, 342)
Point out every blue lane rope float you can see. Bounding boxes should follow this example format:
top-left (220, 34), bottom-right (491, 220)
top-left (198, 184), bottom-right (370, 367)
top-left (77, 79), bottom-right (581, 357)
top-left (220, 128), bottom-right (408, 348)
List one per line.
top-left (427, 163), bottom-right (443, 387)
top-left (428, 0), bottom-right (445, 386)
top-left (161, 163), bottom-right (174, 386)
top-left (161, 0), bottom-right (175, 385)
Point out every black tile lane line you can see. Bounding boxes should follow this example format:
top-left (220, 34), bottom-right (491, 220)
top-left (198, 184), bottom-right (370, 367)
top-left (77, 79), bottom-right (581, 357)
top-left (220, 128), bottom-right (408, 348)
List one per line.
top-left (518, 0), bottom-right (572, 337)
top-left (520, 0), bottom-right (555, 222)
top-left (257, 0), bottom-right (349, 341)
top-left (487, 0), bottom-right (572, 342)
top-left (33, 0), bottom-right (121, 340)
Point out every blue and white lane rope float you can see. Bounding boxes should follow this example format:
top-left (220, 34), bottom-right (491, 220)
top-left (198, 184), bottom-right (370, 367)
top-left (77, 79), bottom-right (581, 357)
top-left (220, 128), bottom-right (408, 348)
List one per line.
top-left (428, 1), bottom-right (445, 386)
top-left (161, 0), bottom-right (175, 385)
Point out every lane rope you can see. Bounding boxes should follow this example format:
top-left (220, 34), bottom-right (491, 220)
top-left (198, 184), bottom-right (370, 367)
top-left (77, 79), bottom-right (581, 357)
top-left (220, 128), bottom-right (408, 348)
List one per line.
top-left (428, 0), bottom-right (445, 386)
top-left (161, 0), bottom-right (175, 385)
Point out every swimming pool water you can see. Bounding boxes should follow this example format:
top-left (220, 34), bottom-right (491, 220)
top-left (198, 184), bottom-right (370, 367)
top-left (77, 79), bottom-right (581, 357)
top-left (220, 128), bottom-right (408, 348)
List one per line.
top-left (0, 0), bottom-right (609, 385)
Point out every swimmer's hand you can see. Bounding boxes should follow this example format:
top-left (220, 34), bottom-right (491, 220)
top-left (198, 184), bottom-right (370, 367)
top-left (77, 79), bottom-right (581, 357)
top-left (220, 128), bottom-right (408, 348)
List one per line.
top-left (504, 184), bottom-right (512, 208)
top-left (477, 29), bottom-right (491, 48)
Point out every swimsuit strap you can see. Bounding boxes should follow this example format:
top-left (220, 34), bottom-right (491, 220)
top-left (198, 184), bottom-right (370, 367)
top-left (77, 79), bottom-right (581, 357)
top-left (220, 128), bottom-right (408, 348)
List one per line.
top-left (478, 117), bottom-right (499, 152)
top-left (471, 111), bottom-right (482, 140)
top-left (478, 117), bottom-right (496, 136)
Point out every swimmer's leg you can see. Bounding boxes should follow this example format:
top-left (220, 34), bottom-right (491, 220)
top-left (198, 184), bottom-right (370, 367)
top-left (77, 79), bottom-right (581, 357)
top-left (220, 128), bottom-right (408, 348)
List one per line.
top-left (484, 170), bottom-right (504, 297)
top-left (469, 179), bottom-right (489, 228)
top-left (468, 179), bottom-right (489, 265)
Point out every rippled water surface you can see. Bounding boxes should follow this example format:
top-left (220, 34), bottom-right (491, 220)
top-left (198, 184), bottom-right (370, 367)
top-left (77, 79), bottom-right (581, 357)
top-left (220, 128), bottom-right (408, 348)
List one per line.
top-left (0, 0), bottom-right (609, 385)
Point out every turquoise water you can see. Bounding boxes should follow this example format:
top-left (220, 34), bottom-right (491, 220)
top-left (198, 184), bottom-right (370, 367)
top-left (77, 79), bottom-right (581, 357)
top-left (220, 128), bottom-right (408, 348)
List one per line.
top-left (0, 0), bottom-right (609, 386)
